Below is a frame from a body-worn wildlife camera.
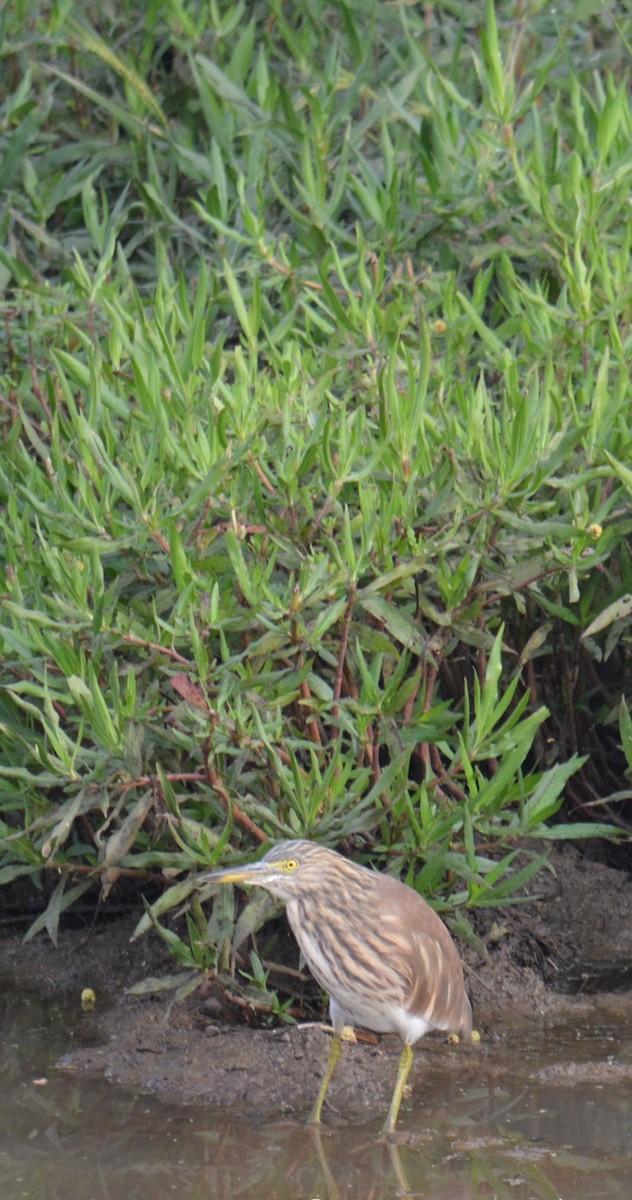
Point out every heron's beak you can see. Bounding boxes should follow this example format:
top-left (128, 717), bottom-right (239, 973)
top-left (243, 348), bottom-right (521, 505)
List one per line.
top-left (198, 861), bottom-right (267, 887)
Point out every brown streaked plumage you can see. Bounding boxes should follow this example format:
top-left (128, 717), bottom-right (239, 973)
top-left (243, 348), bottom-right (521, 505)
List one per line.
top-left (201, 838), bottom-right (472, 1133)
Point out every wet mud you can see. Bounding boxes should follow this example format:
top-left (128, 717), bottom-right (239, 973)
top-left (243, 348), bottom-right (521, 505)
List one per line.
top-left (2, 843), bottom-right (632, 1122)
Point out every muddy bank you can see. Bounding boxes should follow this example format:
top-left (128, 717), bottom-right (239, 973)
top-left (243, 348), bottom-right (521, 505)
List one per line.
top-left (2, 844), bottom-right (632, 1120)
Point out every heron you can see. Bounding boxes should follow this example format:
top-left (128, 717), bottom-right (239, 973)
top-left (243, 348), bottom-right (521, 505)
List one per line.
top-left (201, 838), bottom-right (472, 1132)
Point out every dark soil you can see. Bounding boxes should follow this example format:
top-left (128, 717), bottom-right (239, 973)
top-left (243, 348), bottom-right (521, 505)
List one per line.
top-left (3, 843), bottom-right (632, 1121)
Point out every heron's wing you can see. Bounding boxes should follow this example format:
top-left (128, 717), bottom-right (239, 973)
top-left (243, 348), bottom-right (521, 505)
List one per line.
top-left (379, 876), bottom-right (473, 1035)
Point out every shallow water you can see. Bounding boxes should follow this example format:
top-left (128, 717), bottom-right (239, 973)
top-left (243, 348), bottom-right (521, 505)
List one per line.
top-left (2, 980), bottom-right (632, 1200)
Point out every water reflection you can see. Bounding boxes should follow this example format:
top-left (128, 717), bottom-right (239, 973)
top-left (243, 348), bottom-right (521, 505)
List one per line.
top-left (1, 979), bottom-right (632, 1200)
top-left (3, 1082), bottom-right (632, 1200)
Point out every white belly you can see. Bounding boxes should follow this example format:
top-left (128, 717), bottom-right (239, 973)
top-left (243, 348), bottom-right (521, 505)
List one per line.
top-left (329, 994), bottom-right (430, 1044)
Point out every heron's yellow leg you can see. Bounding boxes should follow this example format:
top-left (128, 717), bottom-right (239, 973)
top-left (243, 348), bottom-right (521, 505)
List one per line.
top-left (307, 1030), bottom-right (342, 1124)
top-left (382, 1043), bottom-right (414, 1135)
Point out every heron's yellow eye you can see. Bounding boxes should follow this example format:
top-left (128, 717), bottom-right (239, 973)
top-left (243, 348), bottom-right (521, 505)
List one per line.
top-left (282, 858), bottom-right (299, 873)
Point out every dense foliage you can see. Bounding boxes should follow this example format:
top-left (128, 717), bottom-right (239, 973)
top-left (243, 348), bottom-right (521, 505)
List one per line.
top-left (1, 2), bottom-right (631, 988)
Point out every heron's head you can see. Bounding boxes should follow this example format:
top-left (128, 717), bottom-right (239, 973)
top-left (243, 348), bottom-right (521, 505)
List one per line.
top-left (199, 838), bottom-right (324, 901)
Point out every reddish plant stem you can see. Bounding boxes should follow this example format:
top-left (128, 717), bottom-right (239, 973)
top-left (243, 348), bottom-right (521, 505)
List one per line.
top-left (205, 760), bottom-right (268, 842)
top-left (120, 632), bottom-right (191, 666)
top-left (299, 677), bottom-right (323, 746)
top-left (247, 451), bottom-right (278, 496)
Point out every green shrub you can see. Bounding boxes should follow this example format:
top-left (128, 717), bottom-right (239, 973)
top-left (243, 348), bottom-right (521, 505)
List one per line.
top-left (1, 1), bottom-right (630, 974)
